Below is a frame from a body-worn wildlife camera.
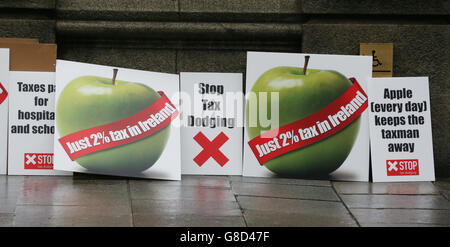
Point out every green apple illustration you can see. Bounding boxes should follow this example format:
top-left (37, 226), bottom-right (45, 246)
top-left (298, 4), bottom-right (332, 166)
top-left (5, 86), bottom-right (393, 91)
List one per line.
top-left (246, 56), bottom-right (360, 178)
top-left (56, 69), bottom-right (170, 173)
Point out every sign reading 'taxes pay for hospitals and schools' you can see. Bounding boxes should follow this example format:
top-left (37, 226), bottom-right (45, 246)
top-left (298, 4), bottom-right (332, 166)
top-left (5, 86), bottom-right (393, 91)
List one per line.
top-left (6, 43), bottom-right (70, 176)
top-left (180, 72), bottom-right (243, 175)
top-left (369, 77), bottom-right (435, 182)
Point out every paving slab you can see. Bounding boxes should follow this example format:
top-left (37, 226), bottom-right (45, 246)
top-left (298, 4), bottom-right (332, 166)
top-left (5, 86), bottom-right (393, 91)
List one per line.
top-left (237, 196), bottom-right (356, 226)
top-left (0, 197), bottom-right (17, 214)
top-left (237, 196), bottom-right (349, 215)
top-left (0, 176), bottom-right (23, 214)
top-left (0, 213), bottom-right (14, 227)
top-left (2, 175), bottom-right (450, 227)
top-left (0, 175), bottom-right (25, 196)
top-left (129, 175), bottom-right (231, 189)
top-left (439, 191), bottom-right (450, 200)
top-left (434, 179), bottom-right (450, 188)
top-left (350, 208), bottom-right (450, 227)
top-left (13, 205), bottom-right (132, 227)
top-left (244, 210), bottom-right (357, 227)
top-left (180, 176), bottom-right (231, 188)
top-left (15, 177), bottom-right (130, 206)
top-left (133, 214), bottom-right (246, 227)
top-left (130, 180), bottom-right (236, 201)
top-left (232, 181), bottom-right (339, 201)
top-left (229, 176), bottom-right (331, 187)
top-left (333, 182), bottom-right (440, 195)
top-left (132, 199), bottom-right (242, 217)
top-left (0, 175), bottom-right (25, 184)
top-left (434, 180), bottom-right (450, 200)
top-left (341, 194), bottom-right (450, 209)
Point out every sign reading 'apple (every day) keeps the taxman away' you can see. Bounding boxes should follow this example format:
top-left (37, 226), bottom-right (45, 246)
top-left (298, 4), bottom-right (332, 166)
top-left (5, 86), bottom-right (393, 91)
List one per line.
top-left (53, 60), bottom-right (181, 180)
top-left (369, 77), bottom-right (435, 182)
top-left (243, 52), bottom-right (372, 181)
top-left (180, 72), bottom-right (243, 175)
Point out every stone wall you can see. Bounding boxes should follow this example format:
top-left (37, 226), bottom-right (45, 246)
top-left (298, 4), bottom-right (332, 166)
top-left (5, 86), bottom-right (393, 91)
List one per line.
top-left (1, 0), bottom-right (448, 177)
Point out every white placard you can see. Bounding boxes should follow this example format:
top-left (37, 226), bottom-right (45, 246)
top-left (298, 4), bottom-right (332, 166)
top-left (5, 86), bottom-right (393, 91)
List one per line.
top-left (369, 77), bottom-right (435, 182)
top-left (53, 60), bottom-right (181, 180)
top-left (243, 52), bottom-right (372, 181)
top-left (180, 72), bottom-right (243, 175)
top-left (8, 71), bottom-right (70, 175)
top-left (0, 49), bottom-right (9, 175)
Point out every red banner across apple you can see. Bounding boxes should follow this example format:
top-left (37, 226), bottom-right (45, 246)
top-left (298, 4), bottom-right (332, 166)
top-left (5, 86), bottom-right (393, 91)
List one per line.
top-left (58, 92), bottom-right (178, 160)
top-left (248, 78), bottom-right (368, 165)
top-left (0, 82), bottom-right (7, 105)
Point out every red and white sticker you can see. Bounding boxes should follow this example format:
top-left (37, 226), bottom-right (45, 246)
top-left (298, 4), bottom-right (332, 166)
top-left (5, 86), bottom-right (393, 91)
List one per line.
top-left (24, 153), bottom-right (54, 170)
top-left (59, 92), bottom-right (178, 160)
top-left (386, 159), bottom-right (419, 176)
top-left (0, 81), bottom-right (7, 105)
top-left (248, 78), bottom-right (368, 165)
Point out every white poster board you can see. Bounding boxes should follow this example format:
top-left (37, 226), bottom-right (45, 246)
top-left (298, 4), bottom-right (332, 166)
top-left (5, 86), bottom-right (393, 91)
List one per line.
top-left (180, 72), bottom-right (243, 175)
top-left (53, 60), bottom-right (181, 180)
top-left (0, 49), bottom-right (9, 175)
top-left (369, 77), bottom-right (435, 182)
top-left (8, 71), bottom-right (69, 175)
top-left (243, 52), bottom-right (372, 181)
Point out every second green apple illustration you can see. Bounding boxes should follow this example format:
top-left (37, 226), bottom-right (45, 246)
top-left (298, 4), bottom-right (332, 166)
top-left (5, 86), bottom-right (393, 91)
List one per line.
top-left (246, 57), bottom-right (360, 178)
top-left (56, 69), bottom-right (170, 173)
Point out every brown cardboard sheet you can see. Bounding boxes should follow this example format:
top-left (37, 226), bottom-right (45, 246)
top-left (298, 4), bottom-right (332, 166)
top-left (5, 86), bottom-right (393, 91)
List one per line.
top-left (0, 38), bottom-right (38, 44)
top-left (0, 43), bottom-right (57, 72)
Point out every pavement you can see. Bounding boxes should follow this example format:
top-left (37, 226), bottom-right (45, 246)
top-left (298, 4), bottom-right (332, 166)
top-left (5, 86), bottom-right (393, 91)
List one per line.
top-left (0, 174), bottom-right (449, 227)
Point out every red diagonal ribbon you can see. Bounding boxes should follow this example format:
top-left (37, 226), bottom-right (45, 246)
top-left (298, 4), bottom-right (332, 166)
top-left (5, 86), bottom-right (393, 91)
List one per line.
top-left (0, 82), bottom-right (7, 105)
top-left (58, 91), bottom-right (178, 160)
top-left (248, 78), bottom-right (368, 165)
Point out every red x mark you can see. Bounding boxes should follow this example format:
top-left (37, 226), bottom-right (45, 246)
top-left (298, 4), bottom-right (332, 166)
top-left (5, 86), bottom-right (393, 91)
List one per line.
top-left (0, 82), bottom-right (7, 105)
top-left (193, 131), bottom-right (229, 167)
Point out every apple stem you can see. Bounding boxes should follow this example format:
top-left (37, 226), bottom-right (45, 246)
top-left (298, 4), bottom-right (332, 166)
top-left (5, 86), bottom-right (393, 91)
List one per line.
top-left (112, 68), bottom-right (118, 86)
top-left (303, 55), bottom-right (310, 75)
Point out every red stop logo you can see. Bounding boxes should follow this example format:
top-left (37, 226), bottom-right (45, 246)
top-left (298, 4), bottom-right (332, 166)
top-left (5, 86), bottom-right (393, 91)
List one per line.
top-left (386, 159), bottom-right (419, 176)
top-left (24, 153), bottom-right (54, 170)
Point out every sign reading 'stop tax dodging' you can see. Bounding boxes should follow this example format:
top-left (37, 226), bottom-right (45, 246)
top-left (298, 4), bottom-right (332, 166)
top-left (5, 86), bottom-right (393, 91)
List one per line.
top-left (180, 72), bottom-right (243, 175)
